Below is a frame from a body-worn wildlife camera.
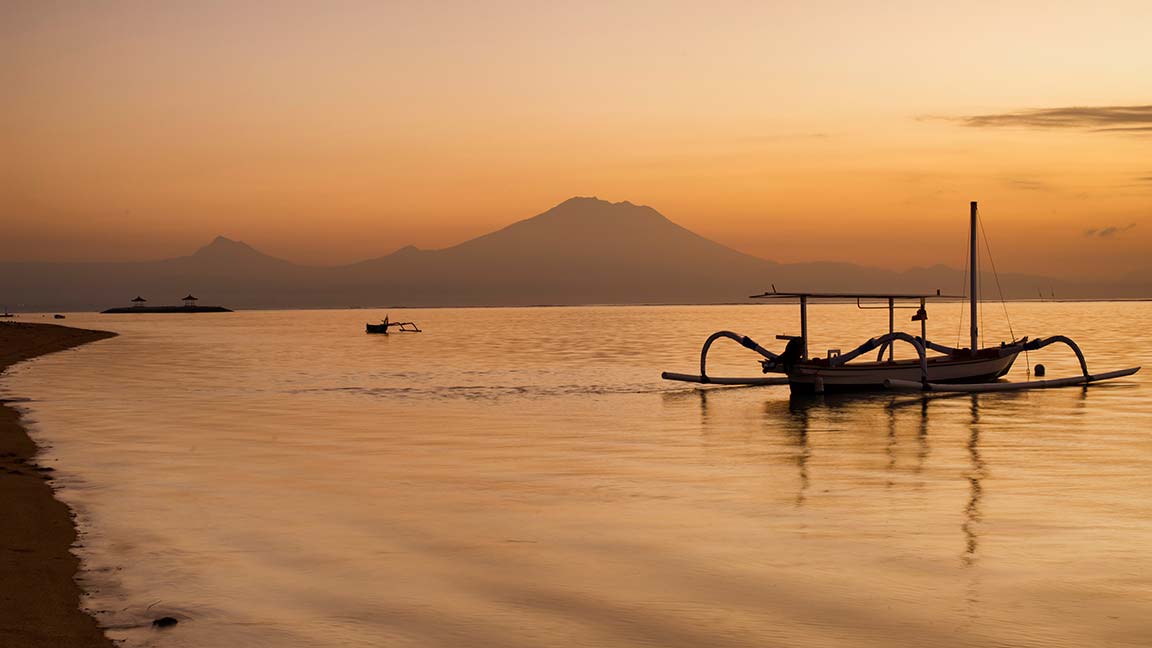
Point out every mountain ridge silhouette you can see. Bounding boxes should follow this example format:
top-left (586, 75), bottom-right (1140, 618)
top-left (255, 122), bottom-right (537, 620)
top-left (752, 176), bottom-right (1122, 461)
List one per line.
top-left (0, 198), bottom-right (1147, 310)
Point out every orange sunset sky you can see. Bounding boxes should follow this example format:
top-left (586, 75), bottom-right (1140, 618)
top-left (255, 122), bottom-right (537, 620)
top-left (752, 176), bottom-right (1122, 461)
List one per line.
top-left (4, 1), bottom-right (1150, 280)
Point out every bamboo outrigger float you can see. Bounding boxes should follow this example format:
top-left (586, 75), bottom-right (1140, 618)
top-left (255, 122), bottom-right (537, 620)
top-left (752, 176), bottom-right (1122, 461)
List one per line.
top-left (662, 202), bottom-right (1140, 394)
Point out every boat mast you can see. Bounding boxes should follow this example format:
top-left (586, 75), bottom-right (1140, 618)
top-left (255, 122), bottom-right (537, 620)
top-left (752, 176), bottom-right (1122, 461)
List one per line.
top-left (969, 201), bottom-right (978, 351)
top-left (800, 295), bottom-right (808, 360)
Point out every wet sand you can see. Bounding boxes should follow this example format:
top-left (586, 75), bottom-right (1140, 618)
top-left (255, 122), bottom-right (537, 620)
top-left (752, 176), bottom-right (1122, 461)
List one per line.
top-left (1, 322), bottom-right (116, 647)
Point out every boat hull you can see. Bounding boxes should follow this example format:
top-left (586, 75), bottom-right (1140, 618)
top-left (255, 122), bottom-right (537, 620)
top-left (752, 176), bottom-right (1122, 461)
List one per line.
top-left (787, 352), bottom-right (1019, 393)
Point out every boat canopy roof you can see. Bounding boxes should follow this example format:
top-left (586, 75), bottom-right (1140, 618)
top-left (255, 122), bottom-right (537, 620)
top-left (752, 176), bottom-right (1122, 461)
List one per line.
top-left (750, 290), bottom-right (965, 300)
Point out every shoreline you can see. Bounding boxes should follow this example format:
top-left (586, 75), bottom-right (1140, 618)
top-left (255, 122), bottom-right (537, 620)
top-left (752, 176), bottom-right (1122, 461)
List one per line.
top-left (1, 322), bottom-right (117, 647)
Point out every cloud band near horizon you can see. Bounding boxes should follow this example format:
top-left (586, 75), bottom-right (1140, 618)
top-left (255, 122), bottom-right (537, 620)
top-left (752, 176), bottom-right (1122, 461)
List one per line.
top-left (958, 105), bottom-right (1152, 132)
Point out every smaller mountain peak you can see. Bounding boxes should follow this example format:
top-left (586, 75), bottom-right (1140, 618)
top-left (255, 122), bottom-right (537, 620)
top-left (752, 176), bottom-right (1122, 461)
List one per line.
top-left (392, 244), bottom-right (423, 256)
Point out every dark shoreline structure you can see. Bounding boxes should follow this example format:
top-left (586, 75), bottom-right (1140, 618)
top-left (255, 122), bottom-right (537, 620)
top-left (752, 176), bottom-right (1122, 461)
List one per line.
top-left (102, 294), bottom-right (232, 314)
top-left (0, 322), bottom-right (116, 647)
top-left (101, 305), bottom-right (233, 313)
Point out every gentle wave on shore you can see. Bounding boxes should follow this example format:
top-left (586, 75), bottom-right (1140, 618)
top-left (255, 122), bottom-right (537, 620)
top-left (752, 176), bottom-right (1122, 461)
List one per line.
top-left (0, 322), bottom-right (115, 648)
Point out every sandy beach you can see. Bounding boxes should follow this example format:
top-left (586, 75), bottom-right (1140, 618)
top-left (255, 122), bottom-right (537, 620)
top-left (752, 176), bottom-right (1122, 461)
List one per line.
top-left (1, 322), bottom-right (116, 647)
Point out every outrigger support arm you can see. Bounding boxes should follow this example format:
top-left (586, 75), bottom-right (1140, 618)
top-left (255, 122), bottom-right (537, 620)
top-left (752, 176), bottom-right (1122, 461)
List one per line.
top-left (922, 339), bottom-right (968, 355)
top-left (1022, 335), bottom-right (1090, 378)
top-left (875, 337), bottom-right (969, 361)
top-left (883, 334), bottom-right (1142, 393)
top-left (699, 330), bottom-right (778, 381)
top-left (828, 332), bottom-right (930, 385)
top-left (698, 330), bottom-right (929, 385)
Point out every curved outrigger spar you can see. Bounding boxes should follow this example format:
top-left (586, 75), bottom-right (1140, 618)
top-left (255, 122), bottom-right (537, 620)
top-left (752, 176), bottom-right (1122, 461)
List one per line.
top-left (662, 202), bottom-right (1140, 394)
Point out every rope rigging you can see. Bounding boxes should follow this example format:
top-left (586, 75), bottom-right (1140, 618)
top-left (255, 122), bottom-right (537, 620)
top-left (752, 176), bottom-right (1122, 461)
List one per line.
top-left (977, 209), bottom-right (1029, 375)
top-left (978, 212), bottom-right (1015, 342)
top-left (954, 207), bottom-right (1016, 357)
top-left (955, 223), bottom-right (970, 348)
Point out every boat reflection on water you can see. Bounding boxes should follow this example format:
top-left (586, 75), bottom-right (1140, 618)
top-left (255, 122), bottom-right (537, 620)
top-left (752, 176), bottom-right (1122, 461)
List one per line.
top-left (676, 386), bottom-right (1002, 574)
top-left (962, 394), bottom-right (986, 623)
top-left (783, 398), bottom-right (812, 507)
top-left (964, 395), bottom-right (985, 567)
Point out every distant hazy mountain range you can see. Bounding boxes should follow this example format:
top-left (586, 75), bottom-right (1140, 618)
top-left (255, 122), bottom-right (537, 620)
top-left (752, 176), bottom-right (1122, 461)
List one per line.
top-left (2, 197), bottom-right (1148, 311)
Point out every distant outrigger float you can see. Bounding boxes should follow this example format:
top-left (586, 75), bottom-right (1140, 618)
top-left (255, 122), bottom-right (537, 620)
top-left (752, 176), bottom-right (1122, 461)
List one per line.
top-left (662, 202), bottom-right (1140, 394)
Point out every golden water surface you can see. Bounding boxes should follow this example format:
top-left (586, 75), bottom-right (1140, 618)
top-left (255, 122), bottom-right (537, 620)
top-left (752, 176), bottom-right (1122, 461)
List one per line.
top-left (6, 303), bottom-right (1150, 647)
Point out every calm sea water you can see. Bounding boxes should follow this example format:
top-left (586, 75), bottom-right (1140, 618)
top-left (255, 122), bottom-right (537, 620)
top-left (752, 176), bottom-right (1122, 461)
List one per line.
top-left (5, 303), bottom-right (1151, 648)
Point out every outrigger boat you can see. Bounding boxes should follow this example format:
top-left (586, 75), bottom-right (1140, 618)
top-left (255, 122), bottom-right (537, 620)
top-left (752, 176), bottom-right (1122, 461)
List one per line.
top-left (366, 315), bottom-right (422, 334)
top-left (662, 202), bottom-right (1140, 394)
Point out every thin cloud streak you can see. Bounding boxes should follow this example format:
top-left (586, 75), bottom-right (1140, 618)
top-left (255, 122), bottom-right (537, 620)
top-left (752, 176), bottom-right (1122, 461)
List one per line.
top-left (1084, 224), bottom-right (1136, 238)
top-left (1093, 126), bottom-right (1152, 133)
top-left (956, 105), bottom-right (1152, 132)
top-left (1003, 178), bottom-right (1051, 192)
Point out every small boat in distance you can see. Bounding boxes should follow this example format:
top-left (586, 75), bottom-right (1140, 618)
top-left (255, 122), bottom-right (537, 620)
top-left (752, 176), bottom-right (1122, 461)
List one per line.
top-left (366, 315), bottom-right (422, 334)
top-left (662, 202), bottom-right (1140, 394)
